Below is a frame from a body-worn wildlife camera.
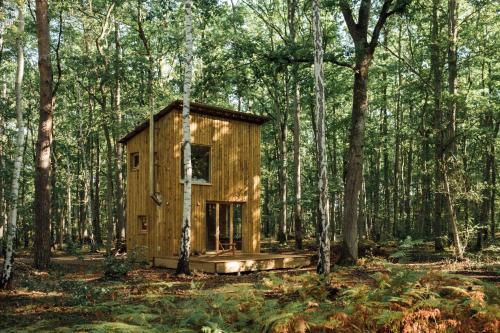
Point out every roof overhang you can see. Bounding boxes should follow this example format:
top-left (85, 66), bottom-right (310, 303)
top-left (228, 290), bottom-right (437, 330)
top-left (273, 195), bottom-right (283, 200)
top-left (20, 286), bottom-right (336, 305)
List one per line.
top-left (119, 100), bottom-right (270, 144)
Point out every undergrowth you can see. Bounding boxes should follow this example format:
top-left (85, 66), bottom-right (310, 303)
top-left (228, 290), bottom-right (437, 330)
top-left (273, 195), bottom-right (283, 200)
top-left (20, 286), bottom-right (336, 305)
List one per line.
top-left (1, 260), bottom-right (498, 333)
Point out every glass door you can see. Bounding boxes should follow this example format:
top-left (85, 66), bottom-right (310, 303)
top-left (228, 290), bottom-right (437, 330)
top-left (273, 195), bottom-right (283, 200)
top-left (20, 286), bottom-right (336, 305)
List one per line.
top-left (205, 203), bottom-right (244, 253)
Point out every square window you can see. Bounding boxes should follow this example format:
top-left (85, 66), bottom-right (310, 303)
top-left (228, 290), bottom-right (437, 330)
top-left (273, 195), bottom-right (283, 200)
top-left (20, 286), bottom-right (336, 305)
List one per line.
top-left (131, 153), bottom-right (140, 170)
top-left (138, 215), bottom-right (148, 232)
top-left (181, 144), bottom-right (211, 183)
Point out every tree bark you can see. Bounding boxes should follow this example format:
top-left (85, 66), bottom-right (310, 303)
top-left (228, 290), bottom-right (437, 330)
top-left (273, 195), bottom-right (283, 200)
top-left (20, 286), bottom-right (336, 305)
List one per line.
top-left (342, 57), bottom-right (369, 264)
top-left (91, 135), bottom-right (102, 246)
top-left (113, 21), bottom-right (125, 249)
top-left (288, 0), bottom-right (302, 250)
top-left (103, 119), bottom-right (115, 256)
top-left (0, 0), bottom-right (5, 257)
top-left (339, 0), bottom-right (407, 264)
top-left (34, 0), bottom-right (54, 269)
top-left (176, 0), bottom-right (194, 275)
top-left (1, 2), bottom-right (25, 288)
top-left (276, 90), bottom-right (288, 244)
top-left (442, 160), bottom-right (463, 259)
top-left (393, 24), bottom-right (402, 238)
top-left (313, 0), bottom-right (330, 275)
top-left (382, 55), bottom-right (390, 240)
top-left (431, 0), bottom-right (445, 252)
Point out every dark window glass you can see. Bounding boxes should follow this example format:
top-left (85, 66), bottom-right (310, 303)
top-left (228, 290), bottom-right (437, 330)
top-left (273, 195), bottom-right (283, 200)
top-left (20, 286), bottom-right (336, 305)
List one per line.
top-left (131, 153), bottom-right (140, 170)
top-left (181, 144), bottom-right (211, 183)
top-left (138, 215), bottom-right (148, 232)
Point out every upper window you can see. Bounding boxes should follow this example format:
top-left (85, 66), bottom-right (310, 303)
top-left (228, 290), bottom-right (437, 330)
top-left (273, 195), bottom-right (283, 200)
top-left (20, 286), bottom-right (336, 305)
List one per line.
top-left (138, 215), bottom-right (148, 233)
top-left (181, 144), bottom-right (211, 183)
top-left (131, 153), bottom-right (140, 170)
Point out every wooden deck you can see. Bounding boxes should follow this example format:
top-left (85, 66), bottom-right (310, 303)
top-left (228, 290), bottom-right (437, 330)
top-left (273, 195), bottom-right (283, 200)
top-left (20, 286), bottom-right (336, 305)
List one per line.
top-left (154, 252), bottom-right (312, 273)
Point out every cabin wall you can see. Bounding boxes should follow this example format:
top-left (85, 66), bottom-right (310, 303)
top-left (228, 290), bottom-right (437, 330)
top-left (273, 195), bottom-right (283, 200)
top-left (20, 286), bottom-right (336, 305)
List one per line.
top-left (125, 109), bottom-right (261, 261)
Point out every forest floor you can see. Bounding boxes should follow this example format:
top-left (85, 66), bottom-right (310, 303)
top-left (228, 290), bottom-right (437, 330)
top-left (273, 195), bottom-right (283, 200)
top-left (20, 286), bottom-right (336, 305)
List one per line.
top-left (0, 241), bottom-right (499, 333)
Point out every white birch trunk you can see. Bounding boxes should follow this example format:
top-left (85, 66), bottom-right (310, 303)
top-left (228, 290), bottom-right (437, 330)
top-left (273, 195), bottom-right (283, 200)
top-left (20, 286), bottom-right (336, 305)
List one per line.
top-left (176, 0), bottom-right (194, 275)
top-left (0, 0), bottom-right (6, 255)
top-left (313, 0), bottom-right (330, 275)
top-left (1, 1), bottom-right (25, 288)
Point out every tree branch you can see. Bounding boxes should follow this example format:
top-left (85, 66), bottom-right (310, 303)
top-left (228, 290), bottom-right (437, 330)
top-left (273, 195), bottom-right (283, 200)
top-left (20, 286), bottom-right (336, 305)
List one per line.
top-left (52, 8), bottom-right (63, 98)
top-left (369, 0), bottom-right (410, 54)
top-left (339, 0), bottom-right (358, 40)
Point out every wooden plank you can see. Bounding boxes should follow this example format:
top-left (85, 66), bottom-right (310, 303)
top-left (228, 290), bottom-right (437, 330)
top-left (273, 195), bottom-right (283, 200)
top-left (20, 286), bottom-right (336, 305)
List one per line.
top-left (154, 253), bottom-right (311, 274)
top-left (215, 203), bottom-right (220, 254)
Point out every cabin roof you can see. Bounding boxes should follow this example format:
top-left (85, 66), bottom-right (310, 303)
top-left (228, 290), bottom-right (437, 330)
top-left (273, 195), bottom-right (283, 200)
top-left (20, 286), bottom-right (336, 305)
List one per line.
top-left (119, 100), bottom-right (269, 144)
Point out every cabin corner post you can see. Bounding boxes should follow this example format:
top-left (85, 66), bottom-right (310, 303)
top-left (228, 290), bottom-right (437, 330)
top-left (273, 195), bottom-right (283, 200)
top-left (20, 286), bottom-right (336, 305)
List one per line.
top-left (149, 112), bottom-right (162, 206)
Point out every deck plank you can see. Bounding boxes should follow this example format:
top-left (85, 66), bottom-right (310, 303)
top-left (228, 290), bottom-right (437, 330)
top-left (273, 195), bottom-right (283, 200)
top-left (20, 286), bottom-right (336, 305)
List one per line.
top-left (154, 253), bottom-right (312, 273)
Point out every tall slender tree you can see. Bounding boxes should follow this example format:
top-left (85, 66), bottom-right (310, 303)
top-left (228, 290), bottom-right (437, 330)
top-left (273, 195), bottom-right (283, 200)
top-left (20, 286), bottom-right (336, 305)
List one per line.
top-left (288, 0), bottom-right (302, 250)
top-left (431, 0), bottom-right (445, 252)
top-left (1, 0), bottom-right (25, 288)
top-left (313, 0), bottom-right (330, 275)
top-left (34, 0), bottom-right (54, 269)
top-left (0, 0), bottom-right (5, 253)
top-left (176, 0), bottom-right (194, 275)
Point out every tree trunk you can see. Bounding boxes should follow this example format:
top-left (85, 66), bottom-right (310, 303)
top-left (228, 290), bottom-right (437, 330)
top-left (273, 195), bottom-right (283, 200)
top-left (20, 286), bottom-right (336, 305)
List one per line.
top-left (446, 0), bottom-right (458, 157)
top-left (287, 0), bottom-right (302, 250)
top-left (63, 161), bottom-right (71, 248)
top-left (1, 2), bottom-right (24, 288)
top-left (382, 66), bottom-right (390, 240)
top-left (0, 0), bottom-right (5, 258)
top-left (276, 90), bottom-right (288, 245)
top-left (113, 21), bottom-right (125, 250)
top-left (103, 120), bottom-right (115, 256)
top-left (431, 0), bottom-right (445, 252)
top-left (91, 135), bottom-right (102, 246)
top-left (405, 130), bottom-right (413, 236)
top-left (342, 57), bottom-right (369, 264)
top-left (442, 160), bottom-right (463, 259)
top-left (176, 0), bottom-right (194, 275)
top-left (421, 96), bottom-right (432, 238)
top-left (393, 25), bottom-right (402, 238)
top-left (313, 0), bottom-right (330, 275)
top-left (34, 0), bottom-right (54, 269)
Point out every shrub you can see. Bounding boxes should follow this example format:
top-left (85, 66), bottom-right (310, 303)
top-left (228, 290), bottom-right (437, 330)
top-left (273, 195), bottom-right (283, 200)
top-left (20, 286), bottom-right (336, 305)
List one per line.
top-left (104, 256), bottom-right (131, 279)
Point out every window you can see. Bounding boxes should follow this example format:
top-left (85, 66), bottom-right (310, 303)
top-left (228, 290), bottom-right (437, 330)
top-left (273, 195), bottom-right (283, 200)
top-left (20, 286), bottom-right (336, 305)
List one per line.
top-left (131, 153), bottom-right (140, 170)
top-left (138, 215), bottom-right (148, 233)
top-left (181, 144), bottom-right (211, 183)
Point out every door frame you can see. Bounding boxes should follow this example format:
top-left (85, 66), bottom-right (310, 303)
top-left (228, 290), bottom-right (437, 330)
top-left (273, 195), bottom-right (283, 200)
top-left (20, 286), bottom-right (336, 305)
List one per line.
top-left (205, 201), bottom-right (245, 253)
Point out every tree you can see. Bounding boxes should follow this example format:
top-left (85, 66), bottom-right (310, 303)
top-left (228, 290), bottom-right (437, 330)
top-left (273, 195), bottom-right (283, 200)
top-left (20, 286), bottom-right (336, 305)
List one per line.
top-left (1, 0), bottom-right (25, 288)
top-left (430, 0), bottom-right (445, 252)
top-left (313, 0), bottom-right (330, 275)
top-left (340, 0), bottom-right (409, 264)
top-left (34, 0), bottom-right (54, 269)
top-left (176, 0), bottom-right (194, 276)
top-left (288, 0), bottom-right (303, 250)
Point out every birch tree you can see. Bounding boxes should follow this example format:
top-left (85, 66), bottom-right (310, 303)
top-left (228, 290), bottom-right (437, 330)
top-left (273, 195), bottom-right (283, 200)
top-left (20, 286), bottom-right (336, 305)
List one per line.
top-left (313, 0), bottom-right (330, 275)
top-left (1, 0), bottom-right (25, 288)
top-left (176, 0), bottom-right (194, 276)
top-left (0, 0), bottom-right (5, 255)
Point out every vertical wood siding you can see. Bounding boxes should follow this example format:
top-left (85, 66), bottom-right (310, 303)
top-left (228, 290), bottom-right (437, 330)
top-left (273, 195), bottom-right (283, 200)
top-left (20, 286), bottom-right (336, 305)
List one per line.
top-left (125, 108), bottom-right (262, 260)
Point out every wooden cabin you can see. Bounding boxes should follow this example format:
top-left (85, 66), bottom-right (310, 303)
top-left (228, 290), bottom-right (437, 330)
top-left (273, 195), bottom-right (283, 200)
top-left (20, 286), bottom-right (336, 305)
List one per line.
top-left (119, 100), bottom-right (269, 264)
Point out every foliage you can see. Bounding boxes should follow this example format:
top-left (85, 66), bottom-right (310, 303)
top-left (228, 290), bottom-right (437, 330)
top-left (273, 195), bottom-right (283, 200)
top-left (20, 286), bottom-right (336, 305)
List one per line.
top-left (389, 237), bottom-right (425, 263)
top-left (103, 256), bottom-right (131, 279)
top-left (2, 260), bottom-right (499, 332)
